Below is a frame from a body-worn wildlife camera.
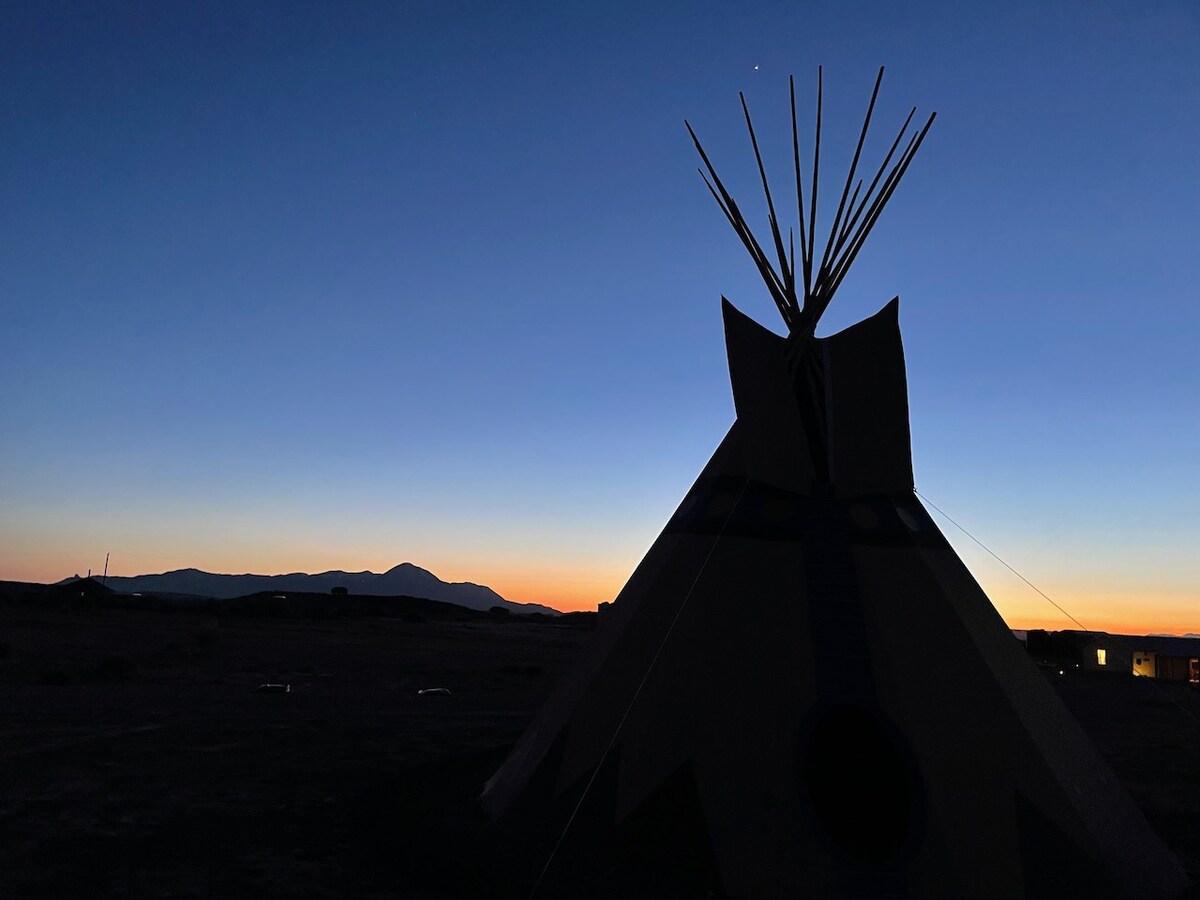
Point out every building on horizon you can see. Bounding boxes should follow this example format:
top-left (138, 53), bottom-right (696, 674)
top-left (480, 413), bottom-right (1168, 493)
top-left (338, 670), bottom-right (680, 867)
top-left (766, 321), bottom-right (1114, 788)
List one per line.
top-left (1023, 630), bottom-right (1200, 683)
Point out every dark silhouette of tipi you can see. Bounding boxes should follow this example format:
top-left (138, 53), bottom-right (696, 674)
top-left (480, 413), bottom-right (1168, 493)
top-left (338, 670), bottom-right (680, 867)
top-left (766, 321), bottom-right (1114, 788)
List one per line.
top-left (483, 69), bottom-right (1189, 899)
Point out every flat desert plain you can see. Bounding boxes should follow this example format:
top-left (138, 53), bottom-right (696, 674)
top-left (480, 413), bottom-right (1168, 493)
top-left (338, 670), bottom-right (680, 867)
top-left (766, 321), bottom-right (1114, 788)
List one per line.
top-left (2, 596), bottom-right (1199, 897)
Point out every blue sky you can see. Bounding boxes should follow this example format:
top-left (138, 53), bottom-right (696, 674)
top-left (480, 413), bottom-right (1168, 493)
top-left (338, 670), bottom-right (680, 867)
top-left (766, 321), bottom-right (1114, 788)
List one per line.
top-left (1, 1), bottom-right (1197, 629)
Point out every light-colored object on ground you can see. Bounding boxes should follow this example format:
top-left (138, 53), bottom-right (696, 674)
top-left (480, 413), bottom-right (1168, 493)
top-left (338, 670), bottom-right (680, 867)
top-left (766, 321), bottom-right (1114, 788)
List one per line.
top-left (482, 69), bottom-right (1188, 899)
top-left (417, 687), bottom-right (451, 696)
top-left (255, 683), bottom-right (290, 693)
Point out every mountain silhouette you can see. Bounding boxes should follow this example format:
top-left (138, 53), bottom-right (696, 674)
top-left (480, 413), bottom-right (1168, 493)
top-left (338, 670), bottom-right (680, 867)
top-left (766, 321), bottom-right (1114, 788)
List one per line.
top-left (68, 563), bottom-right (558, 615)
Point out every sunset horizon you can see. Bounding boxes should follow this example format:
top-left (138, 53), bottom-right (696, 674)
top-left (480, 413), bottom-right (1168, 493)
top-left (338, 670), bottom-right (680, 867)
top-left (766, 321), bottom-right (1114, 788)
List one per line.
top-left (10, 546), bottom-right (1195, 638)
top-left (3, 2), bottom-right (1196, 660)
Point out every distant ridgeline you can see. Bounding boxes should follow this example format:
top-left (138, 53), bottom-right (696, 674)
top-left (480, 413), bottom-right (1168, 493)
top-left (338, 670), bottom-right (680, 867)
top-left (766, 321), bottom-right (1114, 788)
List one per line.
top-left (53, 563), bottom-right (559, 616)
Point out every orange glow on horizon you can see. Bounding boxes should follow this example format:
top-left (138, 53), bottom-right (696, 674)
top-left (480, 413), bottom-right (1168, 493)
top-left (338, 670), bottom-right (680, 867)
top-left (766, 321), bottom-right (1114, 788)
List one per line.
top-left (4, 550), bottom-right (1197, 632)
top-left (991, 584), bottom-right (1200, 637)
top-left (430, 563), bottom-right (627, 613)
top-left (1003, 614), bottom-right (1200, 638)
top-left (0, 553), bottom-right (626, 614)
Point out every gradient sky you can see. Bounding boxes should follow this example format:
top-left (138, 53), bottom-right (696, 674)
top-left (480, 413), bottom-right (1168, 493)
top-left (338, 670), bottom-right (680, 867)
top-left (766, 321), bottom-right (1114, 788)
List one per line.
top-left (2, 1), bottom-right (1197, 632)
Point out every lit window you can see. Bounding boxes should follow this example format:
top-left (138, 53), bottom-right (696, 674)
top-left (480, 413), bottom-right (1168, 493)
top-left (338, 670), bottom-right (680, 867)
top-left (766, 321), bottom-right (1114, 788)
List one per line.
top-left (1096, 648), bottom-right (1107, 666)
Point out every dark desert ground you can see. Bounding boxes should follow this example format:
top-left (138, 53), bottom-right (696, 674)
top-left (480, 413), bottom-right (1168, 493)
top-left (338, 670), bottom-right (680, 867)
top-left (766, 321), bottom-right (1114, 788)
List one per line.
top-left (3, 584), bottom-right (1200, 898)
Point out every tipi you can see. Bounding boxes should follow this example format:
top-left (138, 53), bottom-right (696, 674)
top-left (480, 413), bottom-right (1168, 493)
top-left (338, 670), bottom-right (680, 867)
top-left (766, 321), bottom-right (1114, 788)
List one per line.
top-left (482, 69), bottom-right (1188, 899)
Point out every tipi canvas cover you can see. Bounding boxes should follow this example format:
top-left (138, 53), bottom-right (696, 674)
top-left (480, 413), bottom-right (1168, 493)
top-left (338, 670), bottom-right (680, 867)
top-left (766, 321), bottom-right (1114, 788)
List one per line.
top-left (483, 71), bottom-right (1188, 899)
